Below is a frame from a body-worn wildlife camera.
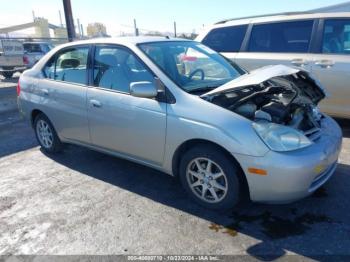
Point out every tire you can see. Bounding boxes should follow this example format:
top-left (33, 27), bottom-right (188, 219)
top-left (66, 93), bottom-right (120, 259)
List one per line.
top-left (2, 72), bottom-right (14, 79)
top-left (34, 113), bottom-right (63, 153)
top-left (179, 145), bottom-right (241, 210)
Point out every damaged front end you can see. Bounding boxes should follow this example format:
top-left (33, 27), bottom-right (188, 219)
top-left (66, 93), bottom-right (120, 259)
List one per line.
top-left (202, 65), bottom-right (327, 151)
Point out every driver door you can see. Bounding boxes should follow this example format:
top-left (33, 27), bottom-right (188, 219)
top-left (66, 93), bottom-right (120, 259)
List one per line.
top-left (87, 45), bottom-right (167, 165)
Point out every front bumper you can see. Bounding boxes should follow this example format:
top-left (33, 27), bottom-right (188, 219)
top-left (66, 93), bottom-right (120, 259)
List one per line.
top-left (234, 116), bottom-right (342, 203)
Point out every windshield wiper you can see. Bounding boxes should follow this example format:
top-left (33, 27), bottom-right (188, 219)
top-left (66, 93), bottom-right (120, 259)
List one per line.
top-left (188, 86), bottom-right (218, 94)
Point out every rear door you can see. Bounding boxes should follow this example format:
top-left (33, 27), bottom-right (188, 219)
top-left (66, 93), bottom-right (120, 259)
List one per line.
top-left (234, 20), bottom-right (315, 72)
top-left (201, 24), bottom-right (248, 62)
top-left (39, 45), bottom-right (90, 143)
top-left (87, 44), bottom-right (167, 165)
top-left (311, 18), bottom-right (350, 118)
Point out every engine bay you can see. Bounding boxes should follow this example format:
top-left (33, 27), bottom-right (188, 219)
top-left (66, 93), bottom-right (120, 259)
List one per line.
top-left (205, 72), bottom-right (326, 135)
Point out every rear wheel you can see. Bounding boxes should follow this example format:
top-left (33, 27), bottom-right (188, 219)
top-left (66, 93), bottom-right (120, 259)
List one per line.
top-left (179, 145), bottom-right (241, 210)
top-left (34, 113), bottom-right (63, 153)
top-left (2, 72), bottom-right (14, 79)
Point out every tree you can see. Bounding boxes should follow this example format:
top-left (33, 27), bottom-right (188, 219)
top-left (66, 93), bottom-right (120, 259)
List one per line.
top-left (87, 22), bottom-right (108, 38)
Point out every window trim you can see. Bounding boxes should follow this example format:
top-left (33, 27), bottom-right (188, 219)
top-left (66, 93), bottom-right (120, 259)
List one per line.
top-left (42, 42), bottom-right (175, 103)
top-left (202, 24), bottom-right (249, 53)
top-left (316, 17), bottom-right (350, 56)
top-left (41, 44), bottom-right (91, 86)
top-left (243, 19), bottom-right (317, 54)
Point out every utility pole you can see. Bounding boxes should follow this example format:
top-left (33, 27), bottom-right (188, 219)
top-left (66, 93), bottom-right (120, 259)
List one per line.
top-left (59, 10), bottom-right (63, 27)
top-left (174, 21), bottom-right (177, 37)
top-left (80, 24), bottom-right (84, 37)
top-left (134, 19), bottom-right (139, 36)
top-left (62, 0), bottom-right (76, 41)
top-left (77, 18), bottom-right (81, 37)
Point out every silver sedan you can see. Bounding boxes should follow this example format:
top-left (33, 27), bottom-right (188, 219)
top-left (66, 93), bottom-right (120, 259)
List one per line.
top-left (17, 37), bottom-right (342, 209)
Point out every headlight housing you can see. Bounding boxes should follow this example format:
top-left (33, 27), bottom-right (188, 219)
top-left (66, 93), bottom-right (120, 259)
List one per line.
top-left (253, 122), bottom-right (313, 152)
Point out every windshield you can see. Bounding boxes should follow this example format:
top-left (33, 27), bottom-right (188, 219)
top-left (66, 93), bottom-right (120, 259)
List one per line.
top-left (138, 41), bottom-right (243, 93)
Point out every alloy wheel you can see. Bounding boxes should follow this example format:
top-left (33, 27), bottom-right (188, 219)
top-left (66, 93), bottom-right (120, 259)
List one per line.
top-left (36, 119), bottom-right (54, 149)
top-left (186, 157), bottom-right (228, 203)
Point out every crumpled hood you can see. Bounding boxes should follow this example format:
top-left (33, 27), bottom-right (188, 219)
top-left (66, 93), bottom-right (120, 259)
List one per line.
top-left (202, 64), bottom-right (318, 97)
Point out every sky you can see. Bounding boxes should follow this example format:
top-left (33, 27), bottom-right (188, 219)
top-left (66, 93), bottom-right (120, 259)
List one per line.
top-left (0, 0), bottom-right (348, 36)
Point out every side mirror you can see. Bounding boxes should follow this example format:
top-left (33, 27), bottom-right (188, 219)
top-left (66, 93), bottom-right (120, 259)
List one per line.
top-left (130, 81), bottom-right (158, 98)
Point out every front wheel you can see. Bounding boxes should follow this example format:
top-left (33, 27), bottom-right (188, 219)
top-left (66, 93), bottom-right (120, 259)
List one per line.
top-left (34, 113), bottom-right (63, 153)
top-left (179, 145), bottom-right (241, 210)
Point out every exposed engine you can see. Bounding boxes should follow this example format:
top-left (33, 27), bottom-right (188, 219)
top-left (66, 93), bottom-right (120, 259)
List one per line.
top-left (205, 71), bottom-right (325, 135)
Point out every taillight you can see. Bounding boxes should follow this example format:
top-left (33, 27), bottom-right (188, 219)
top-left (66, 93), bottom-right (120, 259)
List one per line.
top-left (17, 81), bottom-right (21, 96)
top-left (23, 56), bottom-right (29, 65)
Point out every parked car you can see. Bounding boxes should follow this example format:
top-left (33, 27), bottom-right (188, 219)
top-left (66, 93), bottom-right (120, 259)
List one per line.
top-left (17, 37), bottom-right (342, 209)
top-left (0, 39), bottom-right (26, 79)
top-left (196, 12), bottom-right (350, 119)
top-left (23, 42), bottom-right (54, 68)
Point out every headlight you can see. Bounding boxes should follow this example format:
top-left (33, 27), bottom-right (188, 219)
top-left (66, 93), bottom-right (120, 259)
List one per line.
top-left (253, 122), bottom-right (313, 152)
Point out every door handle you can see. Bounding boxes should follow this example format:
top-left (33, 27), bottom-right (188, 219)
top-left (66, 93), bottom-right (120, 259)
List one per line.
top-left (90, 99), bottom-right (102, 108)
top-left (42, 89), bottom-right (49, 96)
top-left (291, 58), bottom-right (309, 66)
top-left (315, 60), bottom-right (334, 68)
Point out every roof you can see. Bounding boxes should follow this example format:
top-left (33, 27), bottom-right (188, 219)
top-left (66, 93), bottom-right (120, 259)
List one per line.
top-left (215, 12), bottom-right (310, 24)
top-left (214, 11), bottom-right (350, 26)
top-left (60, 36), bottom-right (189, 48)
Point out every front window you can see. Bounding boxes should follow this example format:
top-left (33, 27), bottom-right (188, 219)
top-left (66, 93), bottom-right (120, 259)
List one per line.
top-left (92, 45), bottom-right (154, 93)
top-left (202, 25), bottom-right (248, 52)
top-left (138, 41), bottom-right (242, 93)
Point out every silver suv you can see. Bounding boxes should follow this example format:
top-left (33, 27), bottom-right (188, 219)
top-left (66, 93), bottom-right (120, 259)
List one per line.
top-left (18, 37), bottom-right (342, 210)
top-left (197, 12), bottom-right (350, 118)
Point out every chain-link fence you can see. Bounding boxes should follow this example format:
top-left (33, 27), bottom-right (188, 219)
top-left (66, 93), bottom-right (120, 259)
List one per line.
top-left (1, 37), bottom-right (69, 47)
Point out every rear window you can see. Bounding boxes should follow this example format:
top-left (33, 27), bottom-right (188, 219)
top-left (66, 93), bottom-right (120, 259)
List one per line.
top-left (248, 20), bottom-right (314, 53)
top-left (24, 43), bottom-right (42, 53)
top-left (202, 25), bottom-right (248, 52)
top-left (42, 46), bottom-right (89, 85)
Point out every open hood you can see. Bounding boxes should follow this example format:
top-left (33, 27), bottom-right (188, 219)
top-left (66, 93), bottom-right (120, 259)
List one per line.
top-left (201, 65), bottom-right (325, 99)
top-left (201, 65), bottom-right (327, 135)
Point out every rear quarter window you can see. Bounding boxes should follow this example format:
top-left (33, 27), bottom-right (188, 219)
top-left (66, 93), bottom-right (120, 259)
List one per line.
top-left (202, 25), bottom-right (248, 52)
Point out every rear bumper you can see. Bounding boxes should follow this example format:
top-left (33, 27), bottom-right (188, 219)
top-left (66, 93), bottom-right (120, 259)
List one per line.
top-left (234, 116), bottom-right (342, 203)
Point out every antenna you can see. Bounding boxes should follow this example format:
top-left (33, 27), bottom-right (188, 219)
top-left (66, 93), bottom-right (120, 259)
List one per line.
top-left (32, 10), bottom-right (36, 21)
